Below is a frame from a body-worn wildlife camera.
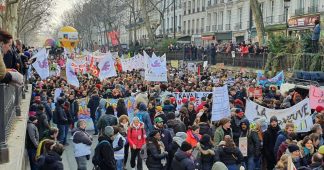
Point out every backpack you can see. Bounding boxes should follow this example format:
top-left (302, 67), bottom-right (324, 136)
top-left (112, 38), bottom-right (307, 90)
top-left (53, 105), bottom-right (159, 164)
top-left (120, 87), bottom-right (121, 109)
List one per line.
top-left (139, 143), bottom-right (148, 161)
top-left (92, 140), bottom-right (109, 166)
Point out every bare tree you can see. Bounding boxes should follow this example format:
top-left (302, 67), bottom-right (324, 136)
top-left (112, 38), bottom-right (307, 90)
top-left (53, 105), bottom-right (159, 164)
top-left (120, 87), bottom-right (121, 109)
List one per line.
top-left (1, 0), bottom-right (20, 38)
top-left (250, 0), bottom-right (265, 46)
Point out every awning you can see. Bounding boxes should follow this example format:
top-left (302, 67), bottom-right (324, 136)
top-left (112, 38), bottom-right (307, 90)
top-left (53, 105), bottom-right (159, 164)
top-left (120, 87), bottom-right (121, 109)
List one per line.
top-left (215, 32), bottom-right (232, 40)
top-left (202, 35), bottom-right (215, 40)
top-left (177, 35), bottom-right (191, 41)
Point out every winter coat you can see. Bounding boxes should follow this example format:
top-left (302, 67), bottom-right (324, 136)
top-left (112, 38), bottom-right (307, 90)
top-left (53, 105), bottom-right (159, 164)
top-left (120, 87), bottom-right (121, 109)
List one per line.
top-left (172, 149), bottom-right (195, 170)
top-left (163, 104), bottom-right (175, 113)
top-left (247, 130), bottom-right (261, 157)
top-left (231, 115), bottom-right (245, 146)
top-left (39, 151), bottom-right (63, 170)
top-left (87, 95), bottom-right (100, 117)
top-left (72, 128), bottom-right (92, 157)
top-left (197, 142), bottom-right (218, 170)
top-left (218, 146), bottom-right (244, 166)
top-left (95, 136), bottom-right (116, 170)
top-left (274, 130), bottom-right (288, 158)
top-left (188, 109), bottom-right (197, 126)
top-left (154, 126), bottom-right (173, 152)
top-left (68, 99), bottom-right (79, 122)
top-left (276, 141), bottom-right (289, 161)
top-left (36, 111), bottom-right (50, 140)
top-left (198, 122), bottom-right (212, 137)
top-left (166, 119), bottom-right (186, 134)
top-left (297, 140), bottom-right (314, 166)
top-left (113, 133), bottom-right (126, 160)
top-left (262, 125), bottom-right (280, 163)
top-left (186, 130), bottom-right (201, 148)
top-left (53, 104), bottom-right (68, 125)
top-left (312, 24), bottom-right (321, 40)
top-left (97, 114), bottom-right (118, 134)
top-left (214, 126), bottom-right (233, 146)
top-left (196, 101), bottom-right (207, 113)
top-left (169, 140), bottom-right (181, 168)
top-left (135, 111), bottom-right (153, 134)
top-left (26, 120), bottom-right (40, 149)
top-left (127, 122), bottom-right (146, 149)
top-left (146, 139), bottom-right (167, 169)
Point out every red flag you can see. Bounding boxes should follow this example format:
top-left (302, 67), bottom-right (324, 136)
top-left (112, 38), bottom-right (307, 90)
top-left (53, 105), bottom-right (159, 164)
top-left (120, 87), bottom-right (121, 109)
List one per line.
top-left (108, 31), bottom-right (120, 46)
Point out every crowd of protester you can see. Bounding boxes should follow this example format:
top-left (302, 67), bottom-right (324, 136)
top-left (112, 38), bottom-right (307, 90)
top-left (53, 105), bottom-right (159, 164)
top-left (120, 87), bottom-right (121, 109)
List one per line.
top-left (1, 29), bottom-right (324, 170)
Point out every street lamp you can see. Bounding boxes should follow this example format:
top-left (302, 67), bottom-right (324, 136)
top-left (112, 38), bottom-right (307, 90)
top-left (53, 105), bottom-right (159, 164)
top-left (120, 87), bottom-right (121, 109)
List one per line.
top-left (284, 0), bottom-right (291, 37)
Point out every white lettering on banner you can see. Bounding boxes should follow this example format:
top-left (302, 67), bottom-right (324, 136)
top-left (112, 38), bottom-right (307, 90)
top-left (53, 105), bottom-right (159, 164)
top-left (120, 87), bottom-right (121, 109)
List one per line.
top-left (173, 92), bottom-right (212, 110)
top-left (245, 98), bottom-right (312, 132)
top-left (211, 85), bottom-right (231, 121)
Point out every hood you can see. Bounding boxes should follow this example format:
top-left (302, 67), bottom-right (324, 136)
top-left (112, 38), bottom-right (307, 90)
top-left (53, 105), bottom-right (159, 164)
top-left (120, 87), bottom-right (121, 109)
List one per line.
top-left (267, 124), bottom-right (281, 133)
top-left (173, 136), bottom-right (185, 147)
top-left (45, 151), bottom-right (62, 164)
top-left (98, 135), bottom-right (112, 143)
top-left (174, 149), bottom-right (189, 162)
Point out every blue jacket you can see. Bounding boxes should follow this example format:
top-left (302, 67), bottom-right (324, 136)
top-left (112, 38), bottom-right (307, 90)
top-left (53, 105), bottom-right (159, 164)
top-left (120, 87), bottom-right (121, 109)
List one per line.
top-left (274, 130), bottom-right (288, 157)
top-left (312, 24), bottom-right (321, 40)
top-left (136, 111), bottom-right (153, 134)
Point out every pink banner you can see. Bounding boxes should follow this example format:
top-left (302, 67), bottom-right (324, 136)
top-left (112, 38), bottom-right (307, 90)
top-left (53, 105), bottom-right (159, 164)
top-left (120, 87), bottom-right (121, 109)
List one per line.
top-left (309, 85), bottom-right (324, 109)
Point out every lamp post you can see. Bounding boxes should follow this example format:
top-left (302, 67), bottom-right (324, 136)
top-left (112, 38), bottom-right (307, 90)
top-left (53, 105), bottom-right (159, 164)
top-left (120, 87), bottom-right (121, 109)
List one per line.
top-left (284, 0), bottom-right (291, 37)
top-left (173, 0), bottom-right (176, 39)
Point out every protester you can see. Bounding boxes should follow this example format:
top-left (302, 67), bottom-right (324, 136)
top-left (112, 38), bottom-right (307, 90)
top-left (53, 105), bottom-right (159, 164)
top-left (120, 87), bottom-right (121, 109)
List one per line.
top-left (26, 116), bottom-right (39, 170)
top-left (87, 91), bottom-right (100, 135)
top-left (169, 132), bottom-right (188, 169)
top-left (135, 102), bottom-right (153, 134)
top-left (68, 94), bottom-right (79, 129)
top-left (218, 136), bottom-right (244, 170)
top-left (297, 136), bottom-right (315, 166)
top-left (72, 120), bottom-right (92, 170)
top-left (36, 105), bottom-right (50, 140)
top-left (97, 105), bottom-right (118, 134)
top-left (116, 98), bottom-right (128, 117)
top-left (112, 126), bottom-right (126, 170)
top-left (196, 134), bottom-right (218, 170)
top-left (274, 122), bottom-right (295, 157)
top-left (186, 125), bottom-right (201, 148)
top-left (146, 130), bottom-right (168, 170)
top-left (171, 141), bottom-right (196, 170)
top-left (38, 142), bottom-right (64, 170)
top-left (312, 19), bottom-right (321, 53)
top-left (54, 97), bottom-right (69, 145)
top-left (214, 118), bottom-right (233, 146)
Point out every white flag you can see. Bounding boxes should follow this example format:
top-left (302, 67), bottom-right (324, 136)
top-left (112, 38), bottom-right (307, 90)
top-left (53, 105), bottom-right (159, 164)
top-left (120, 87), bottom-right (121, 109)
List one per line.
top-left (66, 59), bottom-right (80, 87)
top-left (32, 49), bottom-right (49, 80)
top-left (98, 52), bottom-right (117, 81)
top-left (30, 48), bottom-right (47, 60)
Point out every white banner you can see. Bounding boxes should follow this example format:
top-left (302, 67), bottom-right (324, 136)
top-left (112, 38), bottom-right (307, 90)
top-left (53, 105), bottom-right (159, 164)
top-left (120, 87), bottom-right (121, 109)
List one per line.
top-left (245, 98), bottom-right (313, 132)
top-left (32, 49), bottom-right (49, 80)
top-left (211, 85), bottom-right (231, 121)
top-left (173, 92), bottom-right (212, 110)
top-left (98, 52), bottom-right (117, 81)
top-left (144, 52), bottom-right (167, 82)
top-left (121, 54), bottom-right (145, 71)
top-left (66, 59), bottom-right (80, 87)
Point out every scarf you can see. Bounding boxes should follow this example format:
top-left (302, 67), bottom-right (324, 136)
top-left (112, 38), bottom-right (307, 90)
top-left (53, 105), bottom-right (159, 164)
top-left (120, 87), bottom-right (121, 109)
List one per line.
top-left (303, 147), bottom-right (310, 155)
top-left (121, 122), bottom-right (128, 130)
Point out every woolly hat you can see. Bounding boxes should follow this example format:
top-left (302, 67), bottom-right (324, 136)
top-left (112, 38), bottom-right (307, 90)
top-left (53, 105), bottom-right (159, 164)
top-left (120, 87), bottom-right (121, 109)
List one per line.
top-left (149, 130), bottom-right (159, 138)
top-left (182, 97), bottom-right (188, 103)
top-left (270, 116), bottom-right (278, 123)
top-left (288, 144), bottom-right (300, 153)
top-left (156, 106), bottom-right (163, 112)
top-left (212, 162), bottom-right (228, 170)
top-left (154, 117), bottom-right (163, 123)
top-left (138, 103), bottom-right (147, 111)
top-left (180, 141), bottom-right (192, 152)
top-left (29, 116), bottom-right (37, 122)
top-left (175, 132), bottom-right (187, 140)
top-left (316, 106), bottom-right (324, 113)
top-left (104, 126), bottom-right (114, 137)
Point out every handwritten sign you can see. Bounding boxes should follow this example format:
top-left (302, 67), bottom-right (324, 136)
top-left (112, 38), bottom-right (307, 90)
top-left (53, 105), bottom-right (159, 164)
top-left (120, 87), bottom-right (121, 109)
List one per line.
top-left (239, 137), bottom-right (248, 157)
top-left (211, 85), bottom-right (231, 121)
top-left (309, 85), bottom-right (324, 109)
top-left (248, 87), bottom-right (263, 98)
top-left (245, 98), bottom-right (313, 132)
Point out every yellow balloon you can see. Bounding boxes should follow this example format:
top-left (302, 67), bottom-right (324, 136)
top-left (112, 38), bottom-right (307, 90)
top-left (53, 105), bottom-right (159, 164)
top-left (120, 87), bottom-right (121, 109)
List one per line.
top-left (58, 26), bottom-right (79, 49)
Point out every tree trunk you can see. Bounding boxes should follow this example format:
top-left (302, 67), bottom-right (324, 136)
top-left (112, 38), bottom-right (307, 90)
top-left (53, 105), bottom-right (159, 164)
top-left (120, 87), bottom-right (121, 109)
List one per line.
top-left (250, 0), bottom-right (265, 46)
top-left (3, 1), bottom-right (20, 38)
top-left (140, 0), bottom-right (155, 45)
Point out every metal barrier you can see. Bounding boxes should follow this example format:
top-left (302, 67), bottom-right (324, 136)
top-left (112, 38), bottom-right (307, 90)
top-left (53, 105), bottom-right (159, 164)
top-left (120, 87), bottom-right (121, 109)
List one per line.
top-left (0, 84), bottom-right (23, 163)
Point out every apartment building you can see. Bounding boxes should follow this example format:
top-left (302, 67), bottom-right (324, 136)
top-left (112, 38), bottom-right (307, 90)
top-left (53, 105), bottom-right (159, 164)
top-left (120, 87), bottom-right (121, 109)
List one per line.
top-left (182, 0), bottom-right (207, 45)
top-left (158, 0), bottom-right (183, 37)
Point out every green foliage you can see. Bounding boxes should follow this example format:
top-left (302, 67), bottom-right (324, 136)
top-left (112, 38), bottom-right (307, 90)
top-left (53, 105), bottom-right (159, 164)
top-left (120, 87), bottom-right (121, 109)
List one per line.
top-left (153, 38), bottom-right (177, 52)
top-left (309, 54), bottom-right (322, 71)
top-left (267, 33), bottom-right (301, 54)
top-left (293, 53), bottom-right (303, 70)
top-left (300, 32), bottom-right (313, 53)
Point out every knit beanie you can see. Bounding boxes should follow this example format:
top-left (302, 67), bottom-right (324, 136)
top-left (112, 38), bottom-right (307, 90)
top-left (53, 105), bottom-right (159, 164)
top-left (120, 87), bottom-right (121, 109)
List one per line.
top-left (288, 144), bottom-right (300, 153)
top-left (104, 126), bottom-right (114, 137)
top-left (175, 132), bottom-right (187, 140)
top-left (270, 116), bottom-right (278, 123)
top-left (180, 141), bottom-right (192, 152)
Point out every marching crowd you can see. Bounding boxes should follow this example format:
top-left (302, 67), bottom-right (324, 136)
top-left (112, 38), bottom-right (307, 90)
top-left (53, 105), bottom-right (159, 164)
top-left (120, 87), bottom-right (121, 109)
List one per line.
top-left (0, 29), bottom-right (324, 170)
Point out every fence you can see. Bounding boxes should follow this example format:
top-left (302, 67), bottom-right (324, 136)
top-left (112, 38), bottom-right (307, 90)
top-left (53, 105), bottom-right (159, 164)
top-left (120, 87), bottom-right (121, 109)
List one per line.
top-left (0, 84), bottom-right (23, 163)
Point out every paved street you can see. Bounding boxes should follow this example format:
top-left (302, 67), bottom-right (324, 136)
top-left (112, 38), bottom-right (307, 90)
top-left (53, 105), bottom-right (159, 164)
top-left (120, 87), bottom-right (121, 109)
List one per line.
top-left (62, 130), bottom-right (148, 170)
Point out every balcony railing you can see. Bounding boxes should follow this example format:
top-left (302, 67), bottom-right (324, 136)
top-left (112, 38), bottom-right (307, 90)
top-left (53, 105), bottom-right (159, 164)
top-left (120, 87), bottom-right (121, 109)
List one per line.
top-left (225, 24), bottom-right (231, 30)
top-left (0, 84), bottom-right (23, 163)
top-left (212, 25), bottom-right (217, 31)
top-left (308, 6), bottom-right (318, 14)
top-left (218, 24), bottom-right (223, 30)
top-left (266, 16), bottom-right (273, 24)
top-left (206, 26), bottom-right (211, 32)
top-left (295, 8), bottom-right (304, 16)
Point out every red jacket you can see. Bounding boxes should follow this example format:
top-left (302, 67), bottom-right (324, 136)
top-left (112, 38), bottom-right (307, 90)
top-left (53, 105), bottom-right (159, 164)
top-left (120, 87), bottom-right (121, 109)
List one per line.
top-left (127, 122), bottom-right (146, 149)
top-left (186, 130), bottom-right (201, 148)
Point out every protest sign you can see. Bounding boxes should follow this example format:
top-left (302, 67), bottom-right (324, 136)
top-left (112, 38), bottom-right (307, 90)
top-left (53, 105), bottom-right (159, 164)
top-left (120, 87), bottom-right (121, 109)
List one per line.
top-left (258, 71), bottom-right (284, 87)
top-left (215, 63), bottom-right (224, 69)
top-left (309, 85), bottom-right (324, 109)
top-left (248, 87), bottom-right (263, 98)
top-left (32, 49), bottom-right (49, 80)
top-left (239, 137), bottom-right (248, 157)
top-left (54, 88), bottom-right (62, 102)
top-left (187, 63), bottom-right (196, 73)
top-left (280, 83), bottom-right (295, 95)
top-left (77, 97), bottom-right (93, 130)
top-left (98, 52), bottom-right (117, 81)
top-left (211, 85), bottom-right (231, 121)
top-left (203, 61), bottom-right (208, 69)
top-left (245, 98), bottom-right (313, 132)
top-left (171, 60), bottom-right (179, 68)
top-left (144, 52), bottom-right (167, 82)
top-left (66, 59), bottom-right (80, 87)
top-left (173, 92), bottom-right (212, 110)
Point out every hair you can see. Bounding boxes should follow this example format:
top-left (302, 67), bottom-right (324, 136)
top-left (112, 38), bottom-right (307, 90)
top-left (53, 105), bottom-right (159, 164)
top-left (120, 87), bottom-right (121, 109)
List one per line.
top-left (285, 123), bottom-right (294, 131)
top-left (309, 133), bottom-right (320, 145)
top-left (0, 30), bottom-right (13, 44)
top-left (315, 19), bottom-right (320, 25)
top-left (164, 99), bottom-right (171, 105)
top-left (224, 136), bottom-right (236, 148)
top-left (188, 125), bottom-right (200, 131)
top-left (51, 142), bottom-right (64, 156)
top-left (116, 99), bottom-right (127, 116)
top-left (301, 136), bottom-right (312, 147)
top-left (312, 152), bottom-right (323, 163)
top-left (311, 123), bottom-right (322, 133)
top-left (218, 117), bottom-right (231, 127)
top-left (38, 104), bottom-right (45, 111)
top-left (106, 105), bottom-right (115, 115)
top-left (166, 112), bottom-right (175, 120)
top-left (315, 114), bottom-right (324, 125)
top-left (49, 127), bottom-right (59, 136)
top-left (113, 126), bottom-right (120, 135)
top-left (77, 119), bottom-right (87, 128)
top-left (40, 139), bottom-right (56, 156)
top-left (275, 154), bottom-right (289, 170)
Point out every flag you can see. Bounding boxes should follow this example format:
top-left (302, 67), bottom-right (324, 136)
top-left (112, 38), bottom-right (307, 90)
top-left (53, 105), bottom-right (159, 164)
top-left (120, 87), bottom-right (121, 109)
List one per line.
top-left (30, 48), bottom-right (47, 60)
top-left (98, 52), bottom-right (117, 81)
top-left (66, 59), bottom-right (80, 87)
top-left (32, 49), bottom-right (49, 80)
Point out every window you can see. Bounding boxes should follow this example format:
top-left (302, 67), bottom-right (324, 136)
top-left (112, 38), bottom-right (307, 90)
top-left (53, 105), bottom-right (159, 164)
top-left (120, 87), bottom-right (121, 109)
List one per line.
top-left (227, 10), bottom-right (231, 24)
top-left (193, 0), bottom-right (195, 13)
top-left (175, 16), bottom-right (177, 29)
top-left (311, 0), bottom-right (318, 6)
top-left (238, 8), bottom-right (242, 23)
top-left (260, 2), bottom-right (264, 17)
top-left (220, 11), bottom-right (223, 25)
top-left (167, 18), bottom-right (170, 31)
top-left (208, 13), bottom-right (211, 24)
top-left (184, 2), bottom-right (186, 14)
top-left (192, 19), bottom-right (195, 31)
top-left (297, 0), bottom-right (304, 9)
top-left (201, 18), bottom-right (205, 30)
top-left (171, 17), bottom-right (174, 28)
top-left (197, 19), bottom-right (199, 33)
top-left (213, 12), bottom-right (217, 26)
top-left (184, 21), bottom-right (186, 33)
top-left (271, 0), bottom-right (274, 17)
top-left (179, 15), bottom-right (181, 28)
top-left (197, 0), bottom-right (200, 11)
top-left (188, 20), bottom-right (191, 32)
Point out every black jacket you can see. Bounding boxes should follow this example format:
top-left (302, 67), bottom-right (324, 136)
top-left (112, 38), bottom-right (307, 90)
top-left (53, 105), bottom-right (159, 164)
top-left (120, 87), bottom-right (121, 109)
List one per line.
top-left (39, 151), bottom-right (63, 170)
top-left (154, 127), bottom-right (173, 152)
top-left (53, 104), bottom-right (68, 125)
top-left (218, 146), bottom-right (244, 166)
top-left (146, 139), bottom-right (167, 169)
top-left (68, 99), bottom-right (79, 121)
top-left (263, 125), bottom-right (280, 163)
top-left (87, 95), bottom-right (100, 117)
top-left (94, 136), bottom-right (116, 170)
top-left (188, 110), bottom-right (196, 126)
top-left (231, 115), bottom-right (244, 145)
top-left (36, 111), bottom-right (50, 140)
top-left (247, 130), bottom-right (261, 157)
top-left (172, 149), bottom-right (195, 170)
top-left (198, 122), bottom-right (212, 137)
top-left (166, 119), bottom-right (186, 134)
